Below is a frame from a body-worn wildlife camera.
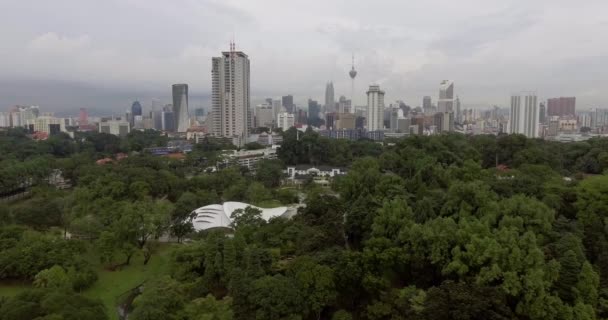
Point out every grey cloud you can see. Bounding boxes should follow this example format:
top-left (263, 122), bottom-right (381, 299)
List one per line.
top-left (0, 0), bottom-right (607, 113)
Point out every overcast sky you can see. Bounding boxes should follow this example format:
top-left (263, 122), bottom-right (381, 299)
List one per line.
top-left (1, 0), bottom-right (607, 115)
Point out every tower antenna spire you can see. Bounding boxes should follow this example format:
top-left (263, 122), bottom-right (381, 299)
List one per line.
top-left (349, 53), bottom-right (357, 111)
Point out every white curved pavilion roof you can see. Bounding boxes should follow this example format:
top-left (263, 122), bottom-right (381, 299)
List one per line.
top-left (191, 202), bottom-right (289, 231)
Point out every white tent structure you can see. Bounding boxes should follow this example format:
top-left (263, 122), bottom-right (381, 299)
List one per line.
top-left (191, 202), bottom-right (290, 231)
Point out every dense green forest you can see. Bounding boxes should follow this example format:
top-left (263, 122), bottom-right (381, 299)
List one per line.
top-left (1, 127), bottom-right (608, 320)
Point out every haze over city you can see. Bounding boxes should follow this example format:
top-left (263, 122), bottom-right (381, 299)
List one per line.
top-left (2, 0), bottom-right (608, 114)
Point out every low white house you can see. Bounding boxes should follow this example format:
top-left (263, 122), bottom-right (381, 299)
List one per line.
top-left (285, 165), bottom-right (347, 179)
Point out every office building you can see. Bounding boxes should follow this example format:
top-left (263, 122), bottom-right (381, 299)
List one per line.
top-left (272, 99), bottom-right (283, 121)
top-left (26, 116), bottom-right (65, 134)
top-left (336, 113), bottom-right (356, 130)
top-left (325, 112), bottom-right (337, 129)
top-left (539, 102), bottom-right (546, 124)
top-left (325, 82), bottom-right (335, 112)
top-left (434, 112), bottom-right (454, 133)
top-left (282, 95), bottom-right (294, 114)
top-left (423, 96), bottom-right (432, 110)
top-left (438, 80), bottom-right (454, 113)
top-left (162, 105), bottom-right (175, 132)
top-left (455, 96), bottom-right (461, 123)
top-left (547, 97), bottom-right (576, 117)
top-left (296, 109), bottom-right (308, 125)
top-left (130, 100), bottom-right (142, 128)
top-left (366, 85), bottom-right (385, 131)
top-left (308, 99), bottom-right (321, 124)
top-left (99, 120), bottom-right (130, 137)
top-left (172, 84), bottom-right (189, 132)
top-left (338, 95), bottom-right (352, 114)
top-left (277, 112), bottom-right (295, 131)
top-left (211, 47), bottom-right (251, 139)
top-left (510, 94), bottom-right (539, 138)
top-left (355, 116), bottom-right (365, 129)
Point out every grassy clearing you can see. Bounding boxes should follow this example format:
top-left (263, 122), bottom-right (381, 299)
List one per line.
top-left (0, 281), bottom-right (30, 298)
top-left (255, 199), bottom-right (284, 208)
top-left (83, 243), bottom-right (176, 320)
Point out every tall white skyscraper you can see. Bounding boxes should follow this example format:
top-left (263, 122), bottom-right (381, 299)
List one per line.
top-left (438, 80), bottom-right (454, 113)
top-left (510, 93), bottom-right (539, 138)
top-left (325, 82), bottom-right (335, 113)
top-left (211, 45), bottom-right (251, 139)
top-left (366, 85), bottom-right (385, 131)
top-left (172, 84), bottom-right (189, 132)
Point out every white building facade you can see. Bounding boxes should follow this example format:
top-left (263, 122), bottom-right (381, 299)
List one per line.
top-left (255, 104), bottom-right (274, 128)
top-left (99, 120), bottom-right (130, 137)
top-left (438, 80), bottom-right (454, 113)
top-left (211, 49), bottom-right (251, 140)
top-left (510, 94), bottom-right (539, 138)
top-left (277, 112), bottom-right (295, 131)
top-left (366, 85), bottom-right (385, 131)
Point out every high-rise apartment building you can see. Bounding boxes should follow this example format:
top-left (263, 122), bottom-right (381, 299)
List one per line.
top-left (438, 80), bottom-right (454, 113)
top-left (593, 108), bottom-right (608, 128)
top-left (325, 82), bottom-right (335, 113)
top-left (172, 84), bottom-right (189, 132)
top-left (366, 85), bottom-right (385, 131)
top-left (211, 48), bottom-right (250, 139)
top-left (547, 97), bottom-right (576, 117)
top-left (255, 104), bottom-right (274, 128)
top-left (0, 112), bottom-right (10, 127)
top-left (510, 94), bottom-right (539, 138)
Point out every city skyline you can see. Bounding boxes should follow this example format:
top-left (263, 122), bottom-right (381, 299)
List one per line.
top-left (1, 1), bottom-right (608, 113)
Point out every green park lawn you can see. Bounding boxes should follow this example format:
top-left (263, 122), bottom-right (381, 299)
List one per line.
top-left (0, 243), bottom-right (177, 320)
top-left (83, 243), bottom-right (176, 320)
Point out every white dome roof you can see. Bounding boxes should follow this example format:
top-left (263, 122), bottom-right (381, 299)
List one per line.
top-left (191, 202), bottom-right (289, 231)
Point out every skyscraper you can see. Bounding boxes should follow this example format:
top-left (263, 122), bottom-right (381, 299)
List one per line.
top-left (338, 95), bottom-right (352, 114)
top-left (79, 108), bottom-right (88, 125)
top-left (325, 82), bottom-right (335, 113)
top-left (510, 93), bottom-right (538, 138)
top-left (438, 80), bottom-right (454, 113)
top-left (131, 101), bottom-right (142, 117)
top-left (162, 104), bottom-right (175, 132)
top-left (539, 102), bottom-right (546, 124)
top-left (366, 85), bottom-right (385, 131)
top-left (547, 97), bottom-right (576, 117)
top-left (211, 46), bottom-right (251, 139)
top-left (172, 84), bottom-right (189, 132)
top-left (455, 96), bottom-right (461, 124)
top-left (423, 96), bottom-right (432, 109)
top-left (308, 99), bottom-right (321, 125)
top-left (282, 95), bottom-right (294, 114)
